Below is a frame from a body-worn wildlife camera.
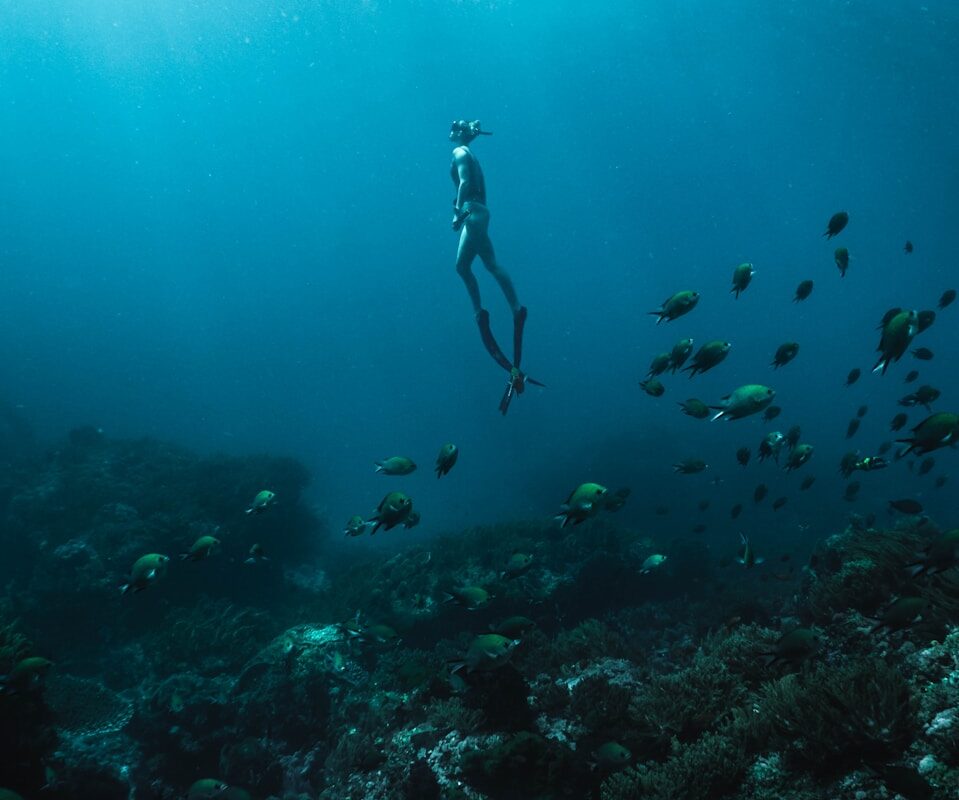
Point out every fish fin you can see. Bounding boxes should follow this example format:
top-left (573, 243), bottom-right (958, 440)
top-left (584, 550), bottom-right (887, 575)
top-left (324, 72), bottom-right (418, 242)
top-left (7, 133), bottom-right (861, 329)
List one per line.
top-left (755, 556), bottom-right (765, 565)
top-left (244, 508), bottom-right (253, 514)
top-left (119, 583), bottom-right (130, 595)
top-left (243, 558), bottom-right (256, 565)
top-left (146, 569), bottom-right (156, 579)
top-left (178, 553), bottom-right (189, 561)
top-left (448, 660), bottom-right (467, 674)
top-left (710, 410), bottom-right (726, 422)
top-left (736, 558), bottom-right (745, 565)
top-left (740, 533), bottom-right (748, 545)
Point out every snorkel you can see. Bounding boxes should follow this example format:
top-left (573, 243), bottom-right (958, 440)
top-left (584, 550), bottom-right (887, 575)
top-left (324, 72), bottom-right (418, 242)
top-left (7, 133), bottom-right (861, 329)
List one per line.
top-left (450, 119), bottom-right (493, 142)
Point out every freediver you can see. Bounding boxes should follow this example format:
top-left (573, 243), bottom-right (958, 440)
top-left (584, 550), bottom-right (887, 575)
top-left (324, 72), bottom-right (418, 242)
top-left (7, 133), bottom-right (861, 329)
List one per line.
top-left (449, 119), bottom-right (542, 414)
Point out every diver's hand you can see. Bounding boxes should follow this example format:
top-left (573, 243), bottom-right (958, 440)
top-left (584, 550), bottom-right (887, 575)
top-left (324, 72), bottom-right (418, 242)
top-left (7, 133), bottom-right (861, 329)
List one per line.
top-left (452, 209), bottom-right (470, 231)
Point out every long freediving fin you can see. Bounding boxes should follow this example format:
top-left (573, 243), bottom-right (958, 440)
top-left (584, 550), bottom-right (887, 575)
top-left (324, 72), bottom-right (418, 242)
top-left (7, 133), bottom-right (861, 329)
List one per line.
top-left (476, 309), bottom-right (513, 373)
top-left (512, 306), bottom-right (528, 369)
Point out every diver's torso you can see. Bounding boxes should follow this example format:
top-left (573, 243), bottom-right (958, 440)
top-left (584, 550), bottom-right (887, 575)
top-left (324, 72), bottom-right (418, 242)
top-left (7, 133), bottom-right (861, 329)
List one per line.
top-left (451, 146), bottom-right (487, 205)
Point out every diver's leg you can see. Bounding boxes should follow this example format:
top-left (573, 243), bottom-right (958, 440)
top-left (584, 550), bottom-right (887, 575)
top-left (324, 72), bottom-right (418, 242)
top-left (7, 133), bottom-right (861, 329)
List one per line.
top-left (455, 229), bottom-right (483, 316)
top-left (477, 236), bottom-right (526, 366)
top-left (457, 229), bottom-right (511, 371)
top-left (477, 237), bottom-right (520, 314)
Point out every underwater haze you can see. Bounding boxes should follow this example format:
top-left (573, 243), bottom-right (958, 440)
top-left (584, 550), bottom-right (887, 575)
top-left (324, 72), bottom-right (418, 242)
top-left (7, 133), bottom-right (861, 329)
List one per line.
top-left (0, 0), bottom-right (959, 800)
top-left (2, 1), bottom-right (956, 532)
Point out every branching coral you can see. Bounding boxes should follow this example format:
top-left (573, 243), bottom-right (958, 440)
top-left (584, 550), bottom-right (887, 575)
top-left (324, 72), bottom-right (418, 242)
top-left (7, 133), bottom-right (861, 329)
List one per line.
top-left (625, 644), bottom-right (752, 759)
top-left (799, 526), bottom-right (927, 622)
top-left (757, 658), bottom-right (917, 774)
top-left (424, 697), bottom-right (486, 736)
top-left (164, 597), bottom-right (273, 674)
top-left (601, 715), bottom-right (754, 800)
top-left (45, 673), bottom-right (133, 738)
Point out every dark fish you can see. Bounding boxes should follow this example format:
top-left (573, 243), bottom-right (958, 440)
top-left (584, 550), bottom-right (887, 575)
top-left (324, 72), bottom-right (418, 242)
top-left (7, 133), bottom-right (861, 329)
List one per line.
top-left (917, 309), bottom-right (936, 333)
top-left (824, 211), bottom-right (849, 239)
top-left (839, 451), bottom-right (859, 478)
top-left (698, 499), bottom-right (710, 511)
top-left (678, 398), bottom-right (711, 419)
top-left (900, 385), bottom-right (940, 410)
top-left (754, 484), bottom-right (768, 503)
top-left (845, 418), bottom-right (860, 439)
top-left (890, 413), bottom-right (908, 432)
top-left (843, 481), bottom-right (861, 500)
top-left (691, 523), bottom-right (707, 533)
top-left (800, 475), bottom-right (815, 491)
top-left (640, 378), bottom-right (665, 397)
top-left (669, 338), bottom-right (695, 373)
top-left (845, 368), bottom-right (861, 386)
top-left (784, 425), bottom-right (801, 449)
top-left (889, 498), bottom-right (923, 514)
top-left (648, 290), bottom-right (700, 324)
top-left (878, 441), bottom-right (892, 455)
top-left (793, 280), bottom-right (814, 302)
top-left (935, 475), bottom-right (947, 488)
top-left (912, 347), bottom-right (934, 361)
top-left (938, 289), bottom-right (956, 309)
top-left (874, 309), bottom-right (919, 375)
top-left (771, 342), bottom-right (800, 369)
top-left (674, 458), bottom-right (708, 474)
top-left (730, 503), bottom-right (743, 519)
top-left (918, 457), bottom-right (935, 476)
top-left (763, 405), bottom-right (782, 422)
top-left (907, 529), bottom-right (959, 577)
top-left (834, 246), bottom-right (850, 277)
top-left (604, 487), bottom-right (631, 512)
top-left (647, 352), bottom-right (672, 378)
top-left (730, 262), bottom-right (755, 299)
top-left (737, 532), bottom-right (764, 568)
top-left (736, 447), bottom-right (751, 467)
top-left (896, 412), bottom-right (959, 455)
top-left (856, 405), bottom-right (868, 418)
top-left (878, 307), bottom-right (902, 330)
top-left (772, 496), bottom-right (787, 511)
top-left (780, 554), bottom-right (792, 562)
top-left (905, 370), bottom-right (919, 384)
top-left (903, 240), bottom-right (914, 254)
top-left (683, 340), bottom-right (731, 377)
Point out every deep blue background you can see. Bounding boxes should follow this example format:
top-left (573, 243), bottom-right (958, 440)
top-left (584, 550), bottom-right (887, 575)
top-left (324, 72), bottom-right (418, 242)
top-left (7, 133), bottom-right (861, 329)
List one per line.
top-left (2, 1), bottom-right (957, 549)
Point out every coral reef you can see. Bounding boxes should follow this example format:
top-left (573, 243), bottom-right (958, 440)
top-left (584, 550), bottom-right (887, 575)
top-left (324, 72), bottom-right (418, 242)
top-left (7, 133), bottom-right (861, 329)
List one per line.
top-left (2, 429), bottom-right (959, 798)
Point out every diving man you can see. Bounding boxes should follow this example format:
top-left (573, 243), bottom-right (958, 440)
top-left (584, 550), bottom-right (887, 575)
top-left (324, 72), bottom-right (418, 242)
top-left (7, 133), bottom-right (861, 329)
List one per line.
top-left (449, 119), bottom-right (541, 413)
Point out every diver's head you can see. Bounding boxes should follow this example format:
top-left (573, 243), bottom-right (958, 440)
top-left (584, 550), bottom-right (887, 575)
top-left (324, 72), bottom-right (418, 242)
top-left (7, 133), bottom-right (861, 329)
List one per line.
top-left (450, 119), bottom-right (492, 144)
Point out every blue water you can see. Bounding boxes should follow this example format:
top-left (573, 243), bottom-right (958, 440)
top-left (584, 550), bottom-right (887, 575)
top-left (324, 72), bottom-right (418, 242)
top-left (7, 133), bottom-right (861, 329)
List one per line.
top-left (2, 1), bottom-right (957, 543)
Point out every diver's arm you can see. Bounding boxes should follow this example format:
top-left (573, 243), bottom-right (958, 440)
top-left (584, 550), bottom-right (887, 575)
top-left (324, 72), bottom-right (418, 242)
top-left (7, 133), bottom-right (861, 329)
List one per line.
top-left (453, 149), bottom-right (473, 214)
